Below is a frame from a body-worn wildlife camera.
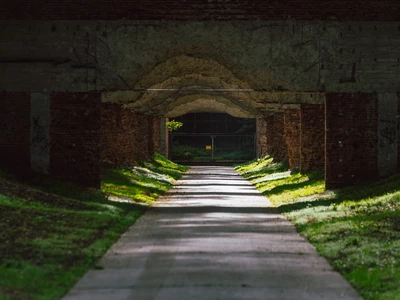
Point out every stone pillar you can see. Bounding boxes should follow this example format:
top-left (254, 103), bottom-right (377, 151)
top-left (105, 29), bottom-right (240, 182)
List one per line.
top-left (284, 109), bottom-right (301, 170)
top-left (0, 92), bottom-right (31, 174)
top-left (377, 93), bottom-right (398, 176)
top-left (50, 92), bottom-right (101, 188)
top-left (300, 104), bottom-right (325, 173)
top-left (325, 93), bottom-right (378, 189)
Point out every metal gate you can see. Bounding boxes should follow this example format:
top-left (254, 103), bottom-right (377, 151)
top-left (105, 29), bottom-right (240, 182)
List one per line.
top-left (169, 133), bottom-right (255, 162)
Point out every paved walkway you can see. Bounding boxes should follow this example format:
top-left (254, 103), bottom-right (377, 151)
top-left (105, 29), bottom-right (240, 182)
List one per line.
top-left (64, 166), bottom-right (362, 300)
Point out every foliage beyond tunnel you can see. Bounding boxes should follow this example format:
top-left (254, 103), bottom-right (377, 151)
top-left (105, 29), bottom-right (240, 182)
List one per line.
top-left (236, 156), bottom-right (400, 300)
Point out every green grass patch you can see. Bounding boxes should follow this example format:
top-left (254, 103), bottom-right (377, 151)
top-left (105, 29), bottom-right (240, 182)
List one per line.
top-left (236, 156), bottom-right (400, 299)
top-left (0, 153), bottom-right (186, 299)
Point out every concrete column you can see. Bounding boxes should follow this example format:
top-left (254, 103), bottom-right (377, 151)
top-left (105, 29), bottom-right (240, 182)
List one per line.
top-left (30, 93), bottom-right (50, 174)
top-left (377, 93), bottom-right (398, 176)
top-left (325, 93), bottom-right (378, 189)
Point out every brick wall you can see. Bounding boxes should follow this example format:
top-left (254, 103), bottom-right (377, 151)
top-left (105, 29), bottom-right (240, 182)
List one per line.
top-left (152, 117), bottom-right (161, 155)
top-left (270, 113), bottom-right (288, 162)
top-left (1, 1), bottom-right (399, 20)
top-left (101, 103), bottom-right (160, 166)
top-left (264, 115), bottom-right (274, 156)
top-left (101, 103), bottom-right (137, 166)
top-left (50, 92), bottom-right (101, 187)
top-left (300, 104), bottom-right (325, 173)
top-left (0, 92), bottom-right (30, 173)
top-left (325, 93), bottom-right (378, 189)
top-left (259, 117), bottom-right (268, 157)
top-left (284, 110), bottom-right (301, 170)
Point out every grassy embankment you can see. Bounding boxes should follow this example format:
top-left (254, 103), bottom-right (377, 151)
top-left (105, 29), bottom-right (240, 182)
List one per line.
top-left (236, 156), bottom-right (400, 300)
top-left (0, 153), bottom-right (187, 299)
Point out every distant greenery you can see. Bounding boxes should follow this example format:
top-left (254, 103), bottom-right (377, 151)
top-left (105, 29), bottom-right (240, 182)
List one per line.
top-left (0, 153), bottom-right (187, 299)
top-left (166, 120), bottom-right (183, 132)
top-left (236, 156), bottom-right (400, 300)
top-left (171, 143), bottom-right (211, 160)
top-left (172, 143), bottom-right (254, 161)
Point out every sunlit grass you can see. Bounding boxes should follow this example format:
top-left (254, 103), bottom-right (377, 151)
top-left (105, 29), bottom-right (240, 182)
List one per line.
top-left (236, 156), bottom-right (400, 299)
top-left (0, 153), bottom-right (187, 299)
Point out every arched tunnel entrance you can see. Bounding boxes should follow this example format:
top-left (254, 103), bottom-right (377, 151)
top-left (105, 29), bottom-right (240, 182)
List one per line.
top-left (101, 54), bottom-right (327, 174)
top-left (168, 112), bottom-right (256, 163)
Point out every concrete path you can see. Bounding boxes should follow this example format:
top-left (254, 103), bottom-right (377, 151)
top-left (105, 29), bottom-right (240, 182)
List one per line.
top-left (64, 166), bottom-right (362, 300)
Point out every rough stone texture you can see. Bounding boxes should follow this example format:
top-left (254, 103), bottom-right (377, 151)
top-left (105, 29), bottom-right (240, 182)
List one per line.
top-left (284, 110), bottom-right (301, 170)
top-left (377, 93), bottom-right (398, 176)
top-left (1, 1), bottom-right (399, 21)
top-left (0, 92), bottom-right (30, 173)
top-left (325, 93), bottom-right (378, 189)
top-left (50, 92), bottom-right (101, 188)
top-left (300, 104), bottom-right (325, 173)
top-left (0, 20), bottom-right (398, 111)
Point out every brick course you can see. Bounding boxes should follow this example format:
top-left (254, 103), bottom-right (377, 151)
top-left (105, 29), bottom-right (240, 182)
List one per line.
top-left (1, 1), bottom-right (399, 21)
top-left (50, 92), bottom-right (101, 187)
top-left (101, 103), bottom-right (161, 166)
top-left (0, 92), bottom-right (30, 173)
top-left (270, 113), bottom-right (287, 162)
top-left (259, 117), bottom-right (268, 157)
top-left (325, 93), bottom-right (378, 189)
top-left (284, 110), bottom-right (301, 170)
top-left (300, 104), bottom-right (325, 173)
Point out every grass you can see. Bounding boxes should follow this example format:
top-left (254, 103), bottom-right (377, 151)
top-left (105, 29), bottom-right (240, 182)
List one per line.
top-left (235, 156), bottom-right (400, 300)
top-left (0, 153), bottom-right (187, 299)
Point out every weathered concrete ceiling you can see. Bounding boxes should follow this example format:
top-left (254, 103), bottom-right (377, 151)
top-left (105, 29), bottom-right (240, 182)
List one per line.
top-left (1, 20), bottom-right (398, 116)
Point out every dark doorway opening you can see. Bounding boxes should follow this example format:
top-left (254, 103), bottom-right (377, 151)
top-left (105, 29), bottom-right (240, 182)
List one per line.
top-left (169, 113), bottom-right (256, 163)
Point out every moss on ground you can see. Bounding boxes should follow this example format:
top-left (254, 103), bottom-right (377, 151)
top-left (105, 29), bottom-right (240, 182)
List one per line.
top-left (0, 153), bottom-right (187, 299)
top-left (236, 156), bottom-right (400, 300)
